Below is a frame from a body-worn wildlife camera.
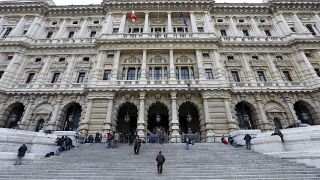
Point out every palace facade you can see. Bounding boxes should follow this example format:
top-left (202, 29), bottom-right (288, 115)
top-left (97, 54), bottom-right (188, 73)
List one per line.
top-left (0, 0), bottom-right (320, 142)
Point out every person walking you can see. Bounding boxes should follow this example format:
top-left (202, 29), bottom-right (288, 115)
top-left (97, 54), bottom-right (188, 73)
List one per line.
top-left (113, 131), bottom-right (119, 148)
top-left (134, 137), bottom-right (141, 154)
top-left (155, 151), bottom-right (165, 174)
top-left (244, 133), bottom-right (253, 150)
top-left (272, 128), bottom-right (284, 143)
top-left (14, 144), bottom-right (27, 165)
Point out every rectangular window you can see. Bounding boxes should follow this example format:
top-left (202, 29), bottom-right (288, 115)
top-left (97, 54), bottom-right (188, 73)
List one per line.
top-left (35, 58), bottom-right (42, 62)
top-left (315, 68), bottom-right (320, 77)
top-left (68, 31), bottom-right (75, 38)
top-left (231, 71), bottom-right (240, 82)
top-left (205, 69), bottom-right (213, 80)
top-left (257, 71), bottom-right (267, 82)
top-left (7, 56), bottom-right (13, 60)
top-left (46, 32), bottom-right (53, 38)
top-left (52, 21), bottom-right (57, 25)
top-left (51, 73), bottom-right (60, 83)
top-left (154, 67), bottom-right (162, 80)
top-left (180, 67), bottom-right (189, 80)
top-left (83, 57), bottom-right (90, 61)
top-left (103, 70), bottom-right (111, 80)
top-left (133, 28), bottom-right (140, 33)
top-left (290, 27), bottom-right (296, 32)
top-left (127, 68), bottom-right (136, 80)
top-left (220, 30), bottom-right (227, 36)
top-left (93, 20), bottom-right (100, 24)
top-left (276, 56), bottom-right (283, 60)
top-left (59, 57), bottom-right (65, 62)
top-left (26, 73), bottom-right (35, 83)
top-left (252, 56), bottom-right (259, 60)
top-left (107, 54), bottom-right (114, 59)
top-left (283, 71), bottom-right (293, 81)
top-left (0, 71), bottom-right (4, 79)
top-left (260, 19), bottom-right (266, 23)
top-left (77, 72), bottom-right (86, 83)
top-left (227, 56), bottom-right (234, 60)
top-left (3, 27), bottom-right (12, 38)
top-left (72, 21), bottom-right (78, 25)
top-left (90, 31), bottom-right (96, 38)
top-left (265, 30), bottom-right (271, 36)
top-left (239, 19), bottom-right (245, 23)
top-left (113, 28), bottom-right (119, 34)
top-left (306, 24), bottom-right (316, 35)
top-left (22, 30), bottom-right (28, 35)
top-left (217, 19), bottom-right (223, 22)
top-left (305, 53), bottom-right (311, 58)
top-left (197, 27), bottom-right (204, 33)
top-left (176, 68), bottom-right (180, 80)
top-left (202, 53), bottom-right (209, 59)
top-left (243, 30), bottom-right (249, 36)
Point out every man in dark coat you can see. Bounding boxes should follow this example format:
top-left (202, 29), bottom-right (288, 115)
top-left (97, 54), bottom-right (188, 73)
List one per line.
top-left (14, 144), bottom-right (27, 165)
top-left (272, 128), bottom-right (284, 143)
top-left (244, 134), bottom-right (253, 150)
top-left (155, 151), bottom-right (165, 174)
top-left (134, 138), bottom-right (141, 154)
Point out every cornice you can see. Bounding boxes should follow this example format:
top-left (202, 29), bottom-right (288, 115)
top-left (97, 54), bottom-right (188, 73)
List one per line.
top-left (270, 1), bottom-right (320, 12)
top-left (0, 3), bottom-right (48, 15)
top-left (211, 3), bottom-right (271, 15)
top-left (47, 5), bottom-right (104, 17)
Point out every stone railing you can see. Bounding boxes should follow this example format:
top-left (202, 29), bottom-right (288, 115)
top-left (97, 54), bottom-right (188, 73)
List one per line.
top-left (220, 36), bottom-right (283, 42)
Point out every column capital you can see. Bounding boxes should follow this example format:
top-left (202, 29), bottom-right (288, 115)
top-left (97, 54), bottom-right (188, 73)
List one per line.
top-left (107, 12), bottom-right (112, 16)
top-left (139, 91), bottom-right (146, 99)
top-left (144, 11), bottom-right (149, 14)
top-left (167, 12), bottom-right (172, 14)
top-left (170, 91), bottom-right (177, 99)
top-left (189, 11), bottom-right (194, 14)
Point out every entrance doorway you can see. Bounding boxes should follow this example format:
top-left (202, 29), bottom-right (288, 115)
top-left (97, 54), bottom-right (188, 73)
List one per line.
top-left (147, 102), bottom-right (169, 134)
top-left (178, 102), bottom-right (200, 142)
top-left (116, 102), bottom-right (138, 135)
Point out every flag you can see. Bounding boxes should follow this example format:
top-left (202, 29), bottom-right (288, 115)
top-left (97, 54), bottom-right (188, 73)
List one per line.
top-left (179, 6), bottom-right (188, 26)
top-left (131, 10), bottom-right (136, 23)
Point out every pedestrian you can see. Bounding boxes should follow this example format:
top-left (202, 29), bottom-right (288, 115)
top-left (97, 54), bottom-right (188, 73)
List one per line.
top-left (159, 131), bottom-right (164, 144)
top-left (134, 137), bottom-right (141, 154)
top-left (14, 144), bottom-right (27, 165)
top-left (185, 128), bottom-right (193, 150)
top-left (113, 131), bottom-right (119, 148)
top-left (155, 151), bottom-right (165, 174)
top-left (244, 133), bottom-right (253, 150)
top-left (106, 132), bottom-right (113, 149)
top-left (146, 130), bottom-right (150, 144)
top-left (221, 135), bottom-right (228, 145)
top-left (272, 128), bottom-right (284, 143)
top-left (95, 132), bottom-right (101, 143)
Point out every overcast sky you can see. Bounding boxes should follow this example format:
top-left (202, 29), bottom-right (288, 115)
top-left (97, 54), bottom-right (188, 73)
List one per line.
top-left (53, 0), bottom-right (263, 6)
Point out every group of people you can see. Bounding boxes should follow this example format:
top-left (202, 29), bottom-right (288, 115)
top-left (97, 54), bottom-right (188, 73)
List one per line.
top-left (54, 136), bottom-right (75, 156)
top-left (145, 129), bottom-right (168, 144)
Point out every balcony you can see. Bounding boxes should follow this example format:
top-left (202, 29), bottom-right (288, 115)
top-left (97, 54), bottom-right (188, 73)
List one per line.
top-left (220, 36), bottom-right (283, 43)
top-left (101, 32), bottom-right (215, 40)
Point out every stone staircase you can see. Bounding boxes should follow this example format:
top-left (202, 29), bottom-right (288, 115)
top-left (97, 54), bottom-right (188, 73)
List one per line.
top-left (1, 143), bottom-right (320, 179)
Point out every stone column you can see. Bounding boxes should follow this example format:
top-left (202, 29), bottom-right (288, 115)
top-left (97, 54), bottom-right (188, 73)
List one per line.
top-left (203, 11), bottom-right (213, 33)
top-left (137, 92), bottom-right (146, 139)
top-left (170, 92), bottom-right (180, 143)
top-left (229, 16), bottom-right (241, 36)
top-left (202, 95), bottom-right (214, 143)
top-left (10, 16), bottom-right (27, 36)
top-left (111, 50), bottom-right (121, 81)
top-left (34, 56), bottom-right (53, 88)
top-left (0, 16), bottom-right (5, 31)
top-left (55, 19), bottom-right (67, 38)
top-left (19, 98), bottom-right (35, 130)
top-left (314, 13), bottom-right (320, 32)
top-left (265, 54), bottom-right (284, 85)
top-left (278, 13), bottom-right (292, 35)
top-left (169, 49), bottom-right (176, 82)
top-left (256, 98), bottom-right (272, 131)
top-left (92, 51), bottom-right (106, 84)
top-left (26, 16), bottom-right (40, 37)
top-left (190, 12), bottom-right (198, 33)
top-left (62, 55), bottom-right (76, 86)
top-left (79, 99), bottom-right (93, 132)
top-left (47, 98), bottom-right (62, 131)
top-left (250, 16), bottom-right (263, 36)
top-left (240, 54), bottom-right (256, 83)
top-left (143, 12), bottom-right (149, 37)
top-left (224, 97), bottom-right (238, 131)
top-left (196, 50), bottom-right (205, 80)
top-left (167, 12), bottom-right (173, 37)
top-left (103, 97), bottom-right (114, 132)
top-left (298, 51), bottom-right (318, 83)
top-left (292, 13), bottom-right (309, 34)
top-left (271, 16), bottom-right (284, 36)
top-left (76, 18), bottom-right (88, 38)
top-left (140, 49), bottom-right (147, 82)
top-left (286, 99), bottom-right (300, 125)
top-left (101, 13), bottom-right (113, 35)
top-left (118, 13), bottom-right (126, 34)
top-left (211, 50), bottom-right (225, 80)
top-left (0, 52), bottom-right (24, 88)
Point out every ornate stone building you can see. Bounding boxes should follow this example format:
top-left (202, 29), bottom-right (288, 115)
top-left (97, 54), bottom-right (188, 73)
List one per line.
top-left (0, 0), bottom-right (319, 142)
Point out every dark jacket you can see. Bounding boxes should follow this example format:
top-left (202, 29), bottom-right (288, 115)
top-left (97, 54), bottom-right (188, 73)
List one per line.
top-left (18, 144), bottom-right (27, 157)
top-left (134, 139), bottom-right (141, 149)
top-left (244, 134), bottom-right (252, 142)
top-left (156, 154), bottom-right (165, 164)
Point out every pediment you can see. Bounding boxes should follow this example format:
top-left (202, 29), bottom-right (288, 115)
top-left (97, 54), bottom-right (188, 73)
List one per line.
top-left (266, 106), bottom-right (285, 113)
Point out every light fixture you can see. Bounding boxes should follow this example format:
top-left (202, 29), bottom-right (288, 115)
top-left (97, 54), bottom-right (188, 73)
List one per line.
top-left (155, 102), bottom-right (161, 123)
top-left (186, 101), bottom-right (192, 123)
top-left (124, 103), bottom-right (130, 122)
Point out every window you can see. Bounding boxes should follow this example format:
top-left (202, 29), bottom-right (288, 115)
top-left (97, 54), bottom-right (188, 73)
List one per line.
top-left (290, 27), bottom-right (296, 32)
top-left (265, 30), bottom-right (271, 36)
top-left (257, 71), bottom-right (267, 82)
top-left (52, 21), bottom-right (57, 25)
top-left (243, 29), bottom-right (249, 36)
top-left (197, 27), bottom-right (204, 33)
top-left (154, 67), bottom-right (162, 80)
top-left (276, 56), bottom-right (283, 60)
top-left (77, 72), bottom-right (85, 83)
top-left (0, 71), bottom-right (4, 79)
top-left (239, 19), bottom-right (245, 23)
top-left (68, 31), bottom-right (75, 38)
top-left (90, 31), bottom-right (96, 38)
top-left (305, 53), bottom-right (311, 58)
top-left (93, 20), bottom-right (100, 24)
top-left (164, 67), bottom-right (168, 80)
top-left (22, 30), bottom-right (28, 35)
top-left (35, 58), bottom-right (42, 62)
top-left (315, 68), bottom-right (320, 77)
top-left (283, 71), bottom-right (293, 81)
top-left (127, 68), bottom-right (136, 80)
top-left (180, 67), bottom-right (189, 80)
top-left (227, 56), bottom-right (234, 60)
top-left (231, 71), bottom-right (240, 82)
top-left (3, 27), bottom-right (12, 38)
top-left (133, 28), bottom-right (140, 33)
top-left (252, 56), bottom-right (259, 60)
top-left (220, 30), bottom-right (227, 36)
top-left (202, 53), bottom-right (209, 59)
top-left (26, 73), bottom-right (35, 83)
top-left (83, 57), bottom-right (90, 61)
top-left (260, 19), bottom-right (266, 23)
top-left (113, 28), bottom-right (119, 34)
top-left (103, 70), bottom-right (111, 80)
top-left (7, 56), bottom-right (13, 60)
top-left (51, 73), bottom-right (60, 83)
top-left (217, 19), bottom-right (223, 22)
top-left (205, 69), bottom-right (213, 80)
top-left (176, 67), bottom-right (180, 79)
top-left (59, 57), bottom-right (65, 62)
top-left (306, 24), bottom-right (316, 35)
top-left (46, 32), bottom-right (53, 38)
top-left (107, 54), bottom-right (114, 59)
top-left (72, 21), bottom-right (78, 25)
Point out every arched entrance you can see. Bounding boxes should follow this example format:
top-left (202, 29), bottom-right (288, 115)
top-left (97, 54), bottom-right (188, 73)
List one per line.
top-left (147, 102), bottom-right (169, 134)
top-left (178, 102), bottom-right (200, 134)
top-left (62, 103), bottom-right (82, 131)
top-left (4, 103), bottom-right (25, 129)
top-left (273, 118), bottom-right (283, 129)
top-left (294, 101), bottom-right (315, 125)
top-left (116, 102), bottom-right (138, 135)
top-left (235, 102), bottom-right (256, 129)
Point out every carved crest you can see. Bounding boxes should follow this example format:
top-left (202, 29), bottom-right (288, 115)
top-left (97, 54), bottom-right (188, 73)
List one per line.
top-left (123, 55), bottom-right (141, 64)
top-left (149, 55), bottom-right (166, 64)
top-left (176, 55), bottom-right (193, 64)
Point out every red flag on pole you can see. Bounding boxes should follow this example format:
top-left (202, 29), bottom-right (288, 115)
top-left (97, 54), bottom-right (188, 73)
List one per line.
top-left (131, 10), bottom-right (136, 23)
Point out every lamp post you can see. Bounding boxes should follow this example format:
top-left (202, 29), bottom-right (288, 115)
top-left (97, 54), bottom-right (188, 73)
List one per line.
top-left (241, 103), bottom-right (251, 129)
top-left (124, 103), bottom-right (130, 143)
top-left (186, 101), bottom-right (192, 132)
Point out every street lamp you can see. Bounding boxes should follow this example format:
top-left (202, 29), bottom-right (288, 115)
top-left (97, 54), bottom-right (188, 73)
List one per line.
top-left (155, 102), bottom-right (161, 123)
top-left (186, 101), bottom-right (192, 133)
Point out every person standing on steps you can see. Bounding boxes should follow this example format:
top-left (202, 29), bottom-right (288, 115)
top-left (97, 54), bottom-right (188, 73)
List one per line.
top-left (272, 128), bottom-right (284, 143)
top-left (244, 133), bottom-right (253, 150)
top-left (156, 151), bottom-right (165, 174)
top-left (113, 131), bottom-right (119, 148)
top-left (14, 144), bottom-right (27, 165)
top-left (134, 137), bottom-right (141, 154)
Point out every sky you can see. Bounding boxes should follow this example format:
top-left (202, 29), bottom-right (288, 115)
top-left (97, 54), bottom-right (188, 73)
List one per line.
top-left (53, 0), bottom-right (263, 6)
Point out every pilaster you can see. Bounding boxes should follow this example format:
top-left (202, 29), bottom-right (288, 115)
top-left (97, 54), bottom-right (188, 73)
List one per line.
top-left (170, 91), bottom-right (180, 143)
